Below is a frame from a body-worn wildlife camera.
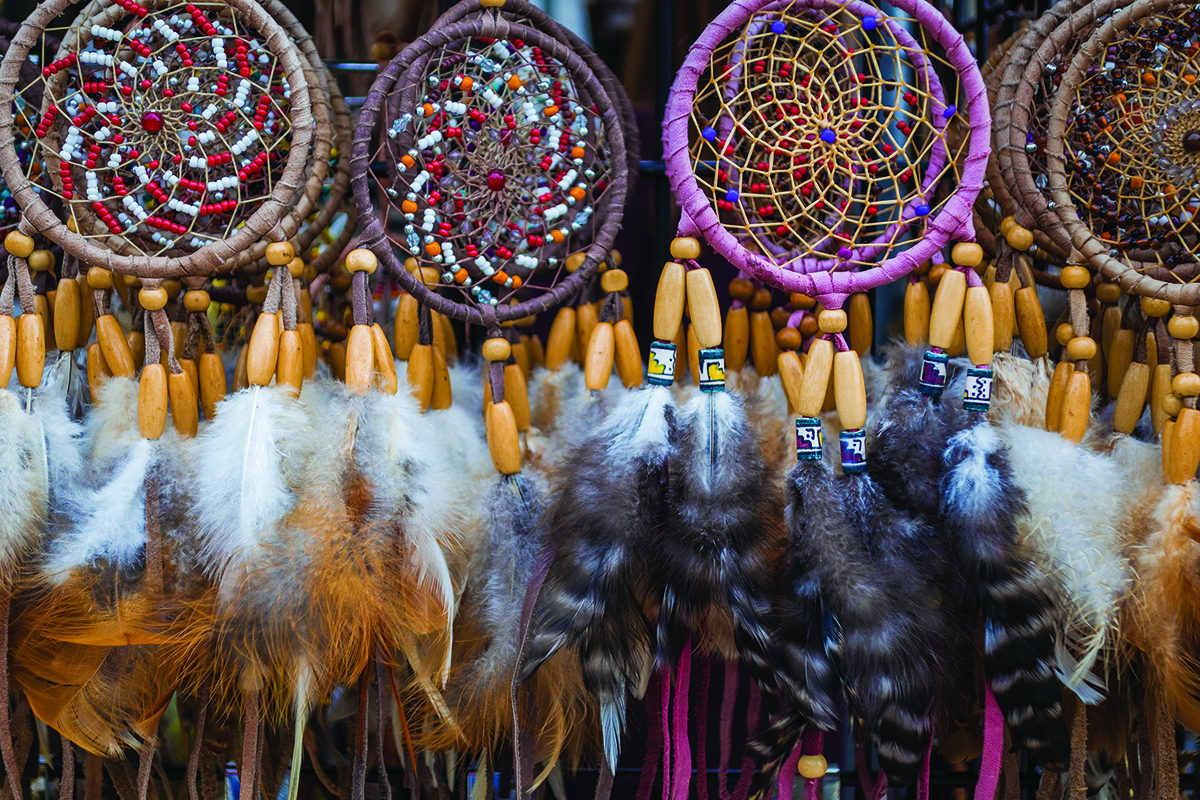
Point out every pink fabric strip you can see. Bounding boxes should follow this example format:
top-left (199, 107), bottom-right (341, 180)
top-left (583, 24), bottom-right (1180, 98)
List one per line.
top-left (662, 668), bottom-right (673, 800)
top-left (975, 686), bottom-right (1005, 800)
top-left (777, 743), bottom-right (803, 800)
top-left (637, 675), bottom-right (664, 800)
top-left (917, 736), bottom-right (932, 800)
top-left (695, 658), bottom-right (711, 800)
top-left (672, 646), bottom-right (693, 800)
top-left (718, 662), bottom-right (738, 800)
top-left (805, 730), bottom-right (825, 800)
top-left (854, 729), bottom-right (888, 800)
top-left (732, 682), bottom-right (761, 800)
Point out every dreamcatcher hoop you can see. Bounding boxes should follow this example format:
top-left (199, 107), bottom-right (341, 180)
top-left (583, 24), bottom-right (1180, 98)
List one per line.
top-left (662, 0), bottom-right (989, 304)
top-left (350, 13), bottom-right (628, 326)
top-left (0, 0), bottom-right (314, 279)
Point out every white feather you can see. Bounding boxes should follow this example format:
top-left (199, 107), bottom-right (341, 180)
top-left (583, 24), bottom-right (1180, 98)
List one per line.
top-left (0, 390), bottom-right (49, 576)
top-left (600, 386), bottom-right (673, 471)
top-left (678, 390), bottom-right (743, 491)
top-left (942, 424), bottom-right (1005, 520)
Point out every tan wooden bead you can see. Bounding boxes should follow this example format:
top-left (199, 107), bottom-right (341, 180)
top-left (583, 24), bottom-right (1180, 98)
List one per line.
top-left (1101, 305), bottom-right (1120, 357)
top-left (817, 309), bottom-right (847, 334)
top-left (776, 326), bottom-right (802, 351)
top-left (0, 315), bottom-right (14, 388)
top-left (686, 268), bottom-right (722, 348)
top-left (1152, 363), bottom-right (1173, 434)
top-left (749, 287), bottom-right (772, 312)
top-left (266, 242), bottom-right (295, 266)
top-left (1066, 336), bottom-right (1097, 362)
top-left (54, 278), bottom-right (81, 352)
top-left (344, 324), bottom-right (374, 391)
top-left (246, 312), bottom-right (281, 387)
top-left (1059, 266), bottom-right (1090, 289)
top-left (834, 349), bottom-right (866, 430)
top-left (407, 343), bottom-right (434, 410)
top-left (670, 237), bottom-right (702, 260)
top-left (1169, 407), bottom-right (1200, 484)
top-left (1108, 329), bottom-right (1134, 399)
top-left (1096, 282), bottom-right (1121, 304)
top-left (799, 314), bottom-right (819, 337)
top-left (430, 346), bottom-right (452, 409)
top-left (274, 329), bottom-right (303, 397)
top-left (545, 307), bottom-right (576, 370)
top-left (127, 329), bottom-right (145, 370)
top-left (4, 231), bottom-right (34, 259)
top-left (750, 310), bottom-right (778, 376)
top-left (179, 358), bottom-right (199, 407)
top-left (1164, 418), bottom-right (1176, 477)
top-left (481, 0), bottom-right (505, 8)
top-left (790, 292), bottom-right (816, 310)
top-left (904, 280), bottom-right (930, 346)
top-left (1164, 393), bottom-right (1185, 417)
top-left (87, 342), bottom-right (111, 401)
top-left (1005, 224), bottom-right (1034, 251)
top-left (138, 287), bottom-right (169, 311)
top-left (183, 290), bottom-right (211, 312)
top-left (778, 350), bottom-right (804, 414)
top-left (1055, 324), bottom-right (1074, 347)
top-left (370, 324), bottom-right (398, 395)
top-left (169, 368), bottom-right (199, 438)
top-left (1174, 372), bottom-right (1200, 397)
top-left (27, 250), bottom-right (54, 272)
top-left (245, 284), bottom-right (268, 304)
top-left (770, 306), bottom-right (792, 330)
top-left (964, 285), bottom-right (994, 366)
top-left (990, 281), bottom-right (1014, 352)
top-left (847, 293), bottom-right (872, 355)
top-left (96, 314), bottom-right (135, 378)
top-left (76, 276), bottom-right (95, 345)
top-left (686, 324), bottom-right (700, 385)
top-left (1045, 361), bottom-right (1074, 431)
top-left (1169, 315), bottom-right (1200, 340)
top-left (729, 278), bottom-right (755, 302)
top-left (346, 248), bottom-right (378, 274)
top-left (504, 362), bottom-right (531, 429)
top-left (287, 257), bottom-right (305, 278)
top-left (1059, 370), bottom-right (1091, 442)
top-left (483, 337), bottom-right (512, 362)
top-left (138, 364), bottom-right (168, 439)
top-left (1114, 362), bottom-right (1150, 435)
top-left (486, 400), bottom-right (522, 474)
top-left (1014, 286), bottom-right (1048, 358)
top-left (298, 322), bottom-right (318, 379)
top-left (928, 263), bottom-right (947, 285)
top-left (798, 338), bottom-right (833, 417)
top-left (576, 301), bottom-right (599, 353)
top-left (600, 268), bottom-right (628, 294)
top-left (950, 242), bottom-right (985, 269)
top-left (15, 313), bottom-right (43, 388)
top-left (613, 319), bottom-right (643, 389)
top-left (723, 306), bottom-right (749, 371)
top-left (999, 216), bottom-right (1016, 237)
top-left (798, 755), bottom-right (828, 780)
top-left (565, 252), bottom-right (587, 272)
top-left (1142, 297), bottom-right (1172, 318)
top-left (87, 267), bottom-right (114, 290)
top-left (654, 262), bottom-right (687, 341)
top-left (392, 294), bottom-right (419, 361)
top-left (585, 321), bottom-right (615, 390)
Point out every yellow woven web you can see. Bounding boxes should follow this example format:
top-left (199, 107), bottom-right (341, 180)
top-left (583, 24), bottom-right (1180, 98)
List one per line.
top-left (688, 1), bottom-right (973, 270)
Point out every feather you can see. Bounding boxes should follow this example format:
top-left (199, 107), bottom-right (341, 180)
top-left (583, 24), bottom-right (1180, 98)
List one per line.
top-left (0, 391), bottom-right (51, 586)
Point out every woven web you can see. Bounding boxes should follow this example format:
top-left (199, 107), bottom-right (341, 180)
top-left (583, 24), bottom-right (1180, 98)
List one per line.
top-left (372, 34), bottom-right (613, 310)
top-left (688, 1), bottom-right (974, 272)
top-left (1062, 7), bottom-right (1200, 275)
top-left (14, 0), bottom-right (294, 258)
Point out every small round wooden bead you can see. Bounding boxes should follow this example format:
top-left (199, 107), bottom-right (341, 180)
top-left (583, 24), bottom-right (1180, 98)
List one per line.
top-left (749, 287), bottom-right (772, 311)
top-left (1060, 266), bottom-right (1091, 289)
top-left (999, 216), bottom-right (1015, 237)
top-left (730, 278), bottom-right (756, 302)
top-left (27, 250), bottom-right (54, 272)
top-left (288, 257), bottom-right (306, 278)
top-left (1096, 282), bottom-right (1121, 304)
top-left (818, 309), bottom-right (848, 334)
top-left (1066, 336), bottom-right (1097, 362)
top-left (611, 250), bottom-right (623, 268)
top-left (915, 260), bottom-right (931, 276)
top-left (4, 231), bottom-right (34, 259)
top-left (770, 306), bottom-right (792, 329)
top-left (163, 279), bottom-right (182, 299)
top-left (776, 326), bottom-right (802, 350)
top-left (1005, 225), bottom-right (1034, 251)
top-left (405, 257), bottom-right (419, 273)
top-left (482, 337), bottom-right (511, 362)
top-left (1142, 297), bottom-right (1172, 318)
top-left (123, 273), bottom-right (141, 287)
top-left (481, 0), bottom-right (505, 7)
top-left (669, 237), bottom-right (702, 260)
top-left (266, 242), bottom-right (295, 267)
top-left (346, 249), bottom-right (378, 274)
top-left (1169, 315), bottom-right (1200, 340)
top-left (183, 290), bottom-right (210, 312)
top-left (87, 267), bottom-right (114, 290)
top-left (245, 284), bottom-right (268, 304)
top-left (1055, 323), bottom-right (1075, 346)
top-left (565, 253), bottom-right (587, 273)
top-left (951, 242), bottom-right (985, 268)
top-left (1174, 372), bottom-right (1200, 397)
top-left (419, 266), bottom-right (440, 286)
top-left (928, 263), bottom-right (947, 285)
top-left (790, 292), bottom-right (816, 310)
top-left (600, 268), bottom-right (628, 294)
top-left (799, 315), bottom-right (819, 337)
top-left (1165, 393), bottom-right (1185, 417)
top-left (138, 287), bottom-right (168, 311)
top-left (798, 755), bottom-right (828, 780)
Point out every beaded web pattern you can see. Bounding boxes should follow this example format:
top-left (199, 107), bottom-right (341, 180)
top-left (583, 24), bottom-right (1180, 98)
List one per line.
top-left (371, 34), bottom-right (613, 309)
top-left (686, 2), bottom-right (975, 272)
top-left (1061, 7), bottom-right (1200, 272)
top-left (16, 0), bottom-right (294, 258)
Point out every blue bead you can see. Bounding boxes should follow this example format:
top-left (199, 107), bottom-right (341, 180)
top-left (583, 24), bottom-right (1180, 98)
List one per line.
top-left (862, 15), bottom-right (877, 30)
top-left (702, 126), bottom-right (716, 141)
top-left (771, 20), bottom-right (786, 33)
top-left (943, 105), bottom-right (956, 119)
top-left (915, 203), bottom-right (931, 215)
top-left (820, 128), bottom-right (836, 144)
top-left (725, 189), bottom-right (740, 202)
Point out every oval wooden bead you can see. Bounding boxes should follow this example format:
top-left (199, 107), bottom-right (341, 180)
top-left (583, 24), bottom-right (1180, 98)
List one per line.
top-left (1114, 361), bottom-right (1150, 435)
top-left (776, 327), bottom-right (802, 351)
top-left (440, 314), bottom-right (458, 365)
top-left (1170, 407), bottom-right (1200, 484)
top-left (1108, 330), bottom-right (1134, 399)
top-left (138, 364), bottom-right (168, 439)
top-left (749, 287), bottom-right (772, 312)
top-left (407, 343), bottom-right (435, 411)
top-left (247, 312), bottom-right (281, 387)
top-left (168, 368), bottom-right (199, 438)
top-left (87, 342), bottom-right (111, 401)
top-left (1164, 417), bottom-right (1176, 479)
top-left (686, 324), bottom-right (700, 385)
top-left (1097, 282), bottom-right (1121, 304)
top-left (276, 329), bottom-right (304, 397)
top-left (545, 307), bottom-right (576, 371)
top-left (798, 338), bottom-right (833, 418)
top-left (723, 306), bottom-right (749, 372)
top-left (298, 322), bottom-right (317, 378)
top-left (1101, 305), bottom-right (1121, 358)
top-left (525, 333), bottom-right (545, 370)
top-left (392, 294), bottom-right (419, 361)
top-left (576, 301), bottom-right (600, 354)
top-left (265, 242), bottom-right (295, 267)
top-left (245, 283), bottom-right (268, 304)
top-left (1152, 363), bottom-right (1173, 434)
top-left (511, 339), bottom-right (531, 378)
top-left (1066, 336), bottom-right (1097, 363)
top-left (344, 324), bottom-right (374, 391)
top-left (778, 350), bottom-right (804, 415)
top-left (27, 250), bottom-right (53, 272)
top-left (989, 281), bottom-right (1014, 352)
top-left (1005, 225), bottom-right (1033, 251)
top-left (1142, 297), bottom-right (1172, 318)
top-left (790, 292), bottom-right (817, 310)
top-left (834, 349), bottom-right (866, 430)
top-left (614, 320), bottom-right (643, 389)
top-left (94, 314), bottom-right (134, 378)
top-left (847, 293), bottom-right (872, 355)
top-left (585, 321), bottom-right (615, 391)
top-left (729, 278), bottom-right (755, 302)
top-left (564, 252), bottom-right (586, 273)
top-left (750, 310), bottom-right (778, 377)
top-left (127, 329), bottom-right (145, 370)
top-left (600, 269), bottom-right (628, 294)
top-left (947, 316), bottom-right (966, 358)
top-left (504, 362), bottom-right (531, 430)
top-left (904, 280), bottom-right (930, 346)
top-left (179, 358), bottom-right (199, 407)
top-left (929, 268), bottom-right (966, 349)
top-left (232, 345), bottom-right (250, 391)
top-left (1164, 393), bottom-right (1185, 418)
top-left (77, 277), bottom-right (95, 345)
top-left (1059, 266), bottom-right (1091, 289)
top-left (817, 309), bottom-right (847, 334)
top-left (371, 324), bottom-right (398, 395)
top-left (1169, 315), bottom-right (1200, 340)
top-left (963, 285), bottom-right (994, 366)
top-left (1059, 370), bottom-right (1091, 442)
top-left (53, 278), bottom-right (81, 352)
top-left (482, 337), bottom-right (512, 363)
top-left (670, 237), bottom-right (702, 260)
top-left (1174, 372), bottom-right (1200, 398)
top-left (1014, 286), bottom-right (1048, 359)
top-left (138, 287), bottom-right (168, 311)
top-left (431, 347), bottom-right (452, 410)
top-left (686, 268), bottom-right (722, 348)
top-left (4, 231), bottom-right (34, 259)
top-left (486, 400), bottom-right (522, 475)
top-left (1055, 323), bottom-right (1075, 348)
top-left (951, 242), bottom-right (985, 269)
top-left (0, 315), bottom-right (13, 387)
top-left (345, 248), bottom-right (377, 274)
top-left (34, 295), bottom-right (49, 344)
top-left (1045, 361), bottom-right (1074, 432)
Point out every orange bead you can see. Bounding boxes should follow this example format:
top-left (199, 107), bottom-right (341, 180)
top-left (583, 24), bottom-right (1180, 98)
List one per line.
top-left (1185, 75), bottom-right (1197, 85)
top-left (571, 146), bottom-right (586, 159)
top-left (422, 103), bottom-right (434, 117)
top-left (570, 187), bottom-right (586, 201)
top-left (507, 75), bottom-right (522, 90)
top-left (551, 230), bottom-right (565, 243)
top-left (425, 241), bottom-right (442, 256)
top-left (543, 104), bottom-right (559, 117)
top-left (1107, 152), bottom-right (1121, 166)
top-left (510, 275), bottom-right (523, 288)
top-left (459, 76), bottom-right (473, 91)
top-left (1143, 72), bottom-right (1156, 85)
top-left (494, 270), bottom-right (509, 284)
top-left (402, 199), bottom-right (418, 214)
top-left (454, 269), bottom-right (469, 284)
top-left (1130, 176), bottom-right (1144, 190)
top-left (400, 154), bottom-right (415, 168)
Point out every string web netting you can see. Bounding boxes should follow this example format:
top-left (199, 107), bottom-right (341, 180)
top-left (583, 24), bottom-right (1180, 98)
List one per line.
top-left (687, 1), bottom-right (977, 272)
top-left (370, 34), bottom-right (615, 310)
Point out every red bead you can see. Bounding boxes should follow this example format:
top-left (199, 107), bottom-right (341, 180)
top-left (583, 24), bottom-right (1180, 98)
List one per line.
top-left (140, 112), bottom-right (164, 132)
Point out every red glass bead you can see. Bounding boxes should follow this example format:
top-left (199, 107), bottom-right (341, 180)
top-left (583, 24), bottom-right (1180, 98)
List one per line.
top-left (488, 170), bottom-right (506, 191)
top-left (141, 112), bottom-right (164, 132)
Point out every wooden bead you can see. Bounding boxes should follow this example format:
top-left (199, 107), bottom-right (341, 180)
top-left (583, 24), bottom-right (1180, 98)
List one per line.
top-left (407, 343), bottom-right (435, 411)
top-left (486, 400), bottom-right (522, 474)
top-left (562, 252), bottom-right (586, 273)
top-left (776, 326), bottom-right (802, 351)
top-left (1169, 315), bottom-right (1200, 340)
top-left (790, 292), bottom-right (816, 310)
top-left (440, 314), bottom-right (459, 364)
top-left (799, 314), bottom-right (818, 337)
top-left (1174, 372), bottom-right (1200, 398)
top-left (1096, 282), bottom-right (1121, 304)
top-left (298, 322), bottom-right (318, 379)
top-left (96, 315), bottom-right (135, 378)
top-left (798, 338), bottom-right (833, 418)
top-left (963, 285), bottom-right (994, 366)
top-left (950, 242), bottom-right (985, 269)
top-left (169, 368), bottom-right (199, 438)
top-left (600, 269), bottom-right (628, 294)
top-left (1141, 297), bottom-right (1172, 318)
top-left (847, 293), bottom-right (872, 355)
top-left (929, 268), bottom-right (967, 349)
top-left (750, 310), bottom-right (778, 376)
top-left (778, 350), bottom-right (804, 415)
top-left (1059, 370), bottom-right (1091, 442)
top-left (431, 346), bottom-right (452, 410)
top-left (1170, 407), bottom-right (1200, 484)
top-left (1114, 362), bottom-right (1150, 435)
top-left (87, 267), bottom-right (114, 290)
top-left (138, 364), bottom-right (168, 439)
top-left (990, 281), bottom-right (1014, 352)
top-left (749, 287), bottom-right (772, 312)
top-left (1059, 266), bottom-right (1091, 289)
top-left (817, 309), bottom-right (847, 334)
top-left (576, 301), bottom-right (600, 354)
top-left (87, 342), bottom-right (111, 401)
top-left (545, 307), bottom-right (576, 371)
top-left (343, 324), bottom-right (374, 391)
top-left (0, 315), bottom-right (13, 388)
top-left (183, 290), bottom-right (210, 312)
top-left (370, 324), bottom-right (398, 395)
top-left (276, 329), bottom-right (304, 397)
top-left (686, 324), bottom-right (700, 386)
top-left (122, 273), bottom-right (141, 288)
top-left (4, 231), bottom-right (34, 259)
top-left (1164, 418), bottom-right (1176, 478)
top-left (770, 306), bottom-right (792, 330)
top-left (1046, 361), bottom-right (1074, 431)
top-left (685, 268), bottom-right (722, 348)
top-left (1164, 393), bottom-right (1185, 418)
top-left (33, 295), bottom-right (49, 344)
top-left (1014, 286), bottom-right (1048, 359)
top-left (928, 263), bottom-right (947, 286)
top-left (265, 242), bottom-right (295, 266)
top-left (481, 0), bottom-right (506, 8)
top-left (1005, 224), bottom-right (1034, 251)
top-left (904, 280), bottom-right (930, 346)
top-left (127, 329), bottom-right (145, 371)
top-left (509, 339), bottom-right (529, 379)
top-left (834, 349), bottom-right (866, 430)
top-left (245, 284), bottom-right (268, 304)
top-left (585, 321), bottom-right (615, 390)
top-left (1152, 363), bottom-right (1174, 434)
top-left (53, 278), bottom-right (80, 352)
top-left (723, 306), bottom-right (749, 371)
top-left (179, 358), bottom-right (199, 408)
top-left (504, 362), bottom-right (531, 430)
top-left (1108, 330), bottom-right (1134, 399)
top-left (346, 248), bottom-right (378, 274)
top-left (999, 216), bottom-right (1016, 237)
top-left (233, 344), bottom-right (250, 390)
top-left (138, 287), bottom-right (168, 311)
top-left (391, 294), bottom-right (418, 361)
top-left (525, 333), bottom-right (545, 370)
top-left (27, 250), bottom-right (53, 272)
top-left (76, 276), bottom-right (95, 345)
top-left (654, 262), bottom-right (687, 342)
top-left (729, 278), bottom-right (755, 302)
top-left (482, 337), bottom-right (512, 363)
top-left (798, 755), bottom-right (828, 780)
top-left (670, 237), bottom-right (702, 260)
top-left (1055, 323), bottom-right (1074, 347)
top-left (613, 319), bottom-right (643, 389)
top-left (247, 312), bottom-right (281, 387)
top-left (1066, 336), bottom-right (1097, 362)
